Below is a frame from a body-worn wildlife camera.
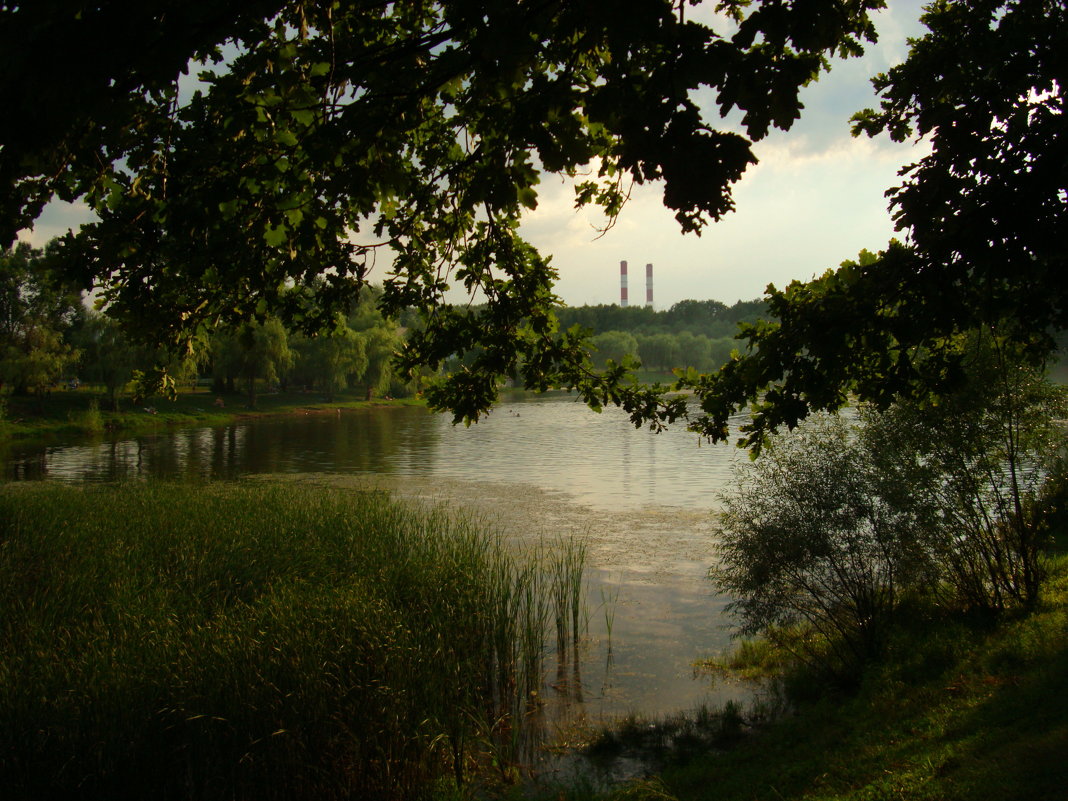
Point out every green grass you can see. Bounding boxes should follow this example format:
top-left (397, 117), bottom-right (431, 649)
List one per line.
top-left (523, 559), bottom-right (1068, 801)
top-left (645, 561), bottom-right (1068, 801)
top-left (0, 481), bottom-right (587, 800)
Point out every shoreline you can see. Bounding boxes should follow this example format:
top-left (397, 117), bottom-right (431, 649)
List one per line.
top-left (0, 388), bottom-right (426, 444)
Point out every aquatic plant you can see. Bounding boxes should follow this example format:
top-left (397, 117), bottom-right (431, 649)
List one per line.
top-left (0, 481), bottom-right (587, 800)
top-left (583, 701), bottom-right (750, 771)
top-left (70, 397), bottom-right (104, 433)
top-left (600, 580), bottom-right (621, 654)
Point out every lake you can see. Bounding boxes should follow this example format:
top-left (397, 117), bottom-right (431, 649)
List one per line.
top-left (3, 392), bottom-right (755, 737)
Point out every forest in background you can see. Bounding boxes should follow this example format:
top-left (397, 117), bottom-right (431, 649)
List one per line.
top-left (1, 239), bottom-right (771, 415)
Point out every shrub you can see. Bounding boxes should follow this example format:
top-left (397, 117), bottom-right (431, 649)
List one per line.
top-left (711, 413), bottom-right (934, 675)
top-left (861, 334), bottom-right (1068, 611)
top-left (712, 333), bottom-right (1067, 678)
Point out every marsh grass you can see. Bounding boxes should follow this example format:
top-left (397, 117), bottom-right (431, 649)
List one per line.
top-left (0, 481), bottom-right (587, 800)
top-left (67, 398), bottom-right (104, 434)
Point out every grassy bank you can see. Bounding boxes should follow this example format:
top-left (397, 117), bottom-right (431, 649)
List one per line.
top-left (0, 387), bottom-right (423, 441)
top-left (0, 481), bottom-right (586, 800)
top-left (554, 558), bottom-right (1068, 801)
top-left (0, 377), bottom-right (686, 443)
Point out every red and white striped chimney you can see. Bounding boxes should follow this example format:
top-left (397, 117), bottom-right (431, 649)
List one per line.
top-left (620, 260), bottom-right (629, 307)
top-left (645, 263), bottom-right (653, 308)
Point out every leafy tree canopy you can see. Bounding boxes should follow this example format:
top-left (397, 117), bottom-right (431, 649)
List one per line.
top-left (681, 0), bottom-right (1068, 448)
top-left (1, 0), bottom-right (884, 427)
top-left (0, 242), bottom-right (82, 394)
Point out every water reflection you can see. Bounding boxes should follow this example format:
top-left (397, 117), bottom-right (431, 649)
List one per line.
top-left (5, 394), bottom-right (743, 513)
top-left (3, 393), bottom-right (754, 727)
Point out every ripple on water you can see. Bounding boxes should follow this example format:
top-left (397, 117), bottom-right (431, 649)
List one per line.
top-left (275, 470), bottom-right (747, 729)
top-left (7, 397), bottom-right (758, 737)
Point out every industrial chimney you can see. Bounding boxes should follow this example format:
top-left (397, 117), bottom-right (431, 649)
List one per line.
top-left (645, 263), bottom-right (653, 308)
top-left (620, 260), bottom-right (628, 307)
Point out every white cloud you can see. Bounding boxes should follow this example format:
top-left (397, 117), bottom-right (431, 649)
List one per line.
top-left (17, 200), bottom-right (96, 248)
top-left (524, 129), bottom-right (929, 310)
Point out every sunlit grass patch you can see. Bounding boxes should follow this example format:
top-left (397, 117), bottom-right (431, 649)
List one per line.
top-left (658, 559), bottom-right (1068, 801)
top-left (695, 636), bottom-right (794, 682)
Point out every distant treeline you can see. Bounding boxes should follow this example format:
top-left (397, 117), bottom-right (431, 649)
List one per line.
top-left (556, 298), bottom-right (770, 373)
top-left (0, 241), bottom-right (414, 409)
top-left (556, 298), bottom-right (768, 338)
top-left (2, 239), bottom-right (770, 405)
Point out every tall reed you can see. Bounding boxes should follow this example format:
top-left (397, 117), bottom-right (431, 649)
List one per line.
top-left (547, 534), bottom-right (587, 661)
top-left (600, 580), bottom-right (620, 653)
top-left (0, 481), bottom-right (587, 800)
top-left (68, 398), bottom-right (104, 434)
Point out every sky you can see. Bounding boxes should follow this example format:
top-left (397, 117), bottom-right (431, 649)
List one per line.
top-left (18, 0), bottom-right (929, 311)
top-left (520, 0), bottom-right (931, 308)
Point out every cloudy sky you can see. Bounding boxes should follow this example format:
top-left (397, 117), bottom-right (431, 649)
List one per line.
top-left (522, 0), bottom-right (931, 308)
top-left (19, 0), bottom-right (929, 311)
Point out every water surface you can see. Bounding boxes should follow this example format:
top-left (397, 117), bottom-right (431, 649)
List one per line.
top-left (3, 392), bottom-right (754, 733)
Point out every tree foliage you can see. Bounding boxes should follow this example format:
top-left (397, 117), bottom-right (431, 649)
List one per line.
top-left (554, 298), bottom-right (767, 339)
top-left (1, 0), bottom-right (883, 426)
top-left (683, 0), bottom-right (1068, 447)
top-left (713, 338), bottom-right (1067, 675)
top-left (211, 319), bottom-right (294, 407)
top-left (291, 325), bottom-right (367, 402)
top-left (0, 243), bottom-right (81, 395)
top-left (69, 310), bottom-right (148, 409)
top-left (588, 330), bottom-right (640, 369)
top-left (554, 298), bottom-right (766, 374)
top-left (637, 332), bottom-right (681, 371)
top-left (346, 286), bottom-right (403, 397)
top-left (7, 2), bottom-right (1054, 434)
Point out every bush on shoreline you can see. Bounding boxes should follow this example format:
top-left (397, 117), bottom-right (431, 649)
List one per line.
top-left (711, 340), bottom-right (1068, 679)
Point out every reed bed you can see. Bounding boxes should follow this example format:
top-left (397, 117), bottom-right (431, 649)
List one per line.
top-left (0, 481), bottom-right (587, 800)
